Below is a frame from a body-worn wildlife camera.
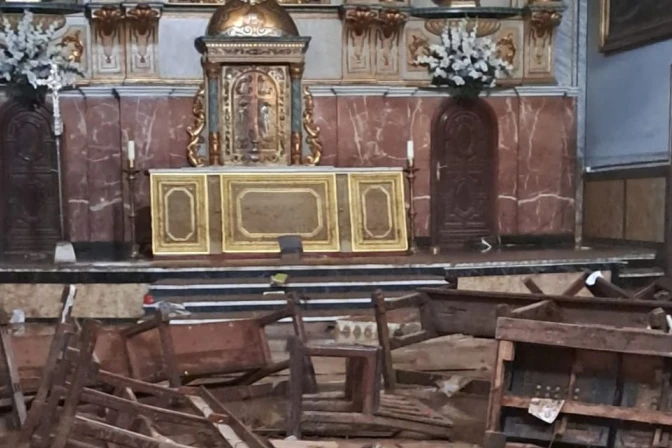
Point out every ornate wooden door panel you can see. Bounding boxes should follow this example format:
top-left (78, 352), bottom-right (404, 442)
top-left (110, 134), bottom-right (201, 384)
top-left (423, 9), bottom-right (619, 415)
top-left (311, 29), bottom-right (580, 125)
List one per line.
top-left (431, 99), bottom-right (497, 247)
top-left (0, 100), bottom-right (60, 259)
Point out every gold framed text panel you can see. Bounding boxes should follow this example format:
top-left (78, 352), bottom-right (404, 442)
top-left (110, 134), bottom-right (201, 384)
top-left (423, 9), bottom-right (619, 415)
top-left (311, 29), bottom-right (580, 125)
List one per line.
top-left (348, 172), bottom-right (408, 252)
top-left (150, 174), bottom-right (210, 255)
top-left (221, 173), bottom-right (340, 253)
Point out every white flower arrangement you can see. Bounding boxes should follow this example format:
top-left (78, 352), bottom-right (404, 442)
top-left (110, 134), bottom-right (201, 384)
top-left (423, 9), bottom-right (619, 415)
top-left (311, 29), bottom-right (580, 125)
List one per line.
top-left (0, 11), bottom-right (82, 91)
top-left (415, 19), bottom-right (512, 95)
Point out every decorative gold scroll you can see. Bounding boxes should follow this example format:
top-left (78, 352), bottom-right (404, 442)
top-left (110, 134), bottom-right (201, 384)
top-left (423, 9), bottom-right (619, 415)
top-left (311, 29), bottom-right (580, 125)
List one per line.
top-left (302, 86), bottom-right (322, 166)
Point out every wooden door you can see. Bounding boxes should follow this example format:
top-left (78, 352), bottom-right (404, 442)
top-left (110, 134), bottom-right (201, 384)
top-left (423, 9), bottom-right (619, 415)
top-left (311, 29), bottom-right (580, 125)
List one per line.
top-left (430, 98), bottom-right (497, 248)
top-left (0, 99), bottom-right (60, 260)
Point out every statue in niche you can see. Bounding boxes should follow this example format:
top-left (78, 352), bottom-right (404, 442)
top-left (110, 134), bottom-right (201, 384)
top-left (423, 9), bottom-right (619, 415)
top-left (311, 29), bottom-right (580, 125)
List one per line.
top-left (259, 102), bottom-right (271, 139)
top-left (231, 70), bottom-right (278, 162)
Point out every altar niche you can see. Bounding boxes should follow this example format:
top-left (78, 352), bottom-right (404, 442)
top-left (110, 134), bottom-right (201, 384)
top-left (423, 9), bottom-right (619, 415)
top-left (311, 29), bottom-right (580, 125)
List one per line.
top-left (430, 98), bottom-right (498, 249)
top-left (192, 0), bottom-right (313, 167)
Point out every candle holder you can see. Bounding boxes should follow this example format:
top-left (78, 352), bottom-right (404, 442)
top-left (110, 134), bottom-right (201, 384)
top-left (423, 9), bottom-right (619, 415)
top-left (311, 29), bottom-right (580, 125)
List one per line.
top-left (123, 159), bottom-right (141, 259)
top-left (403, 159), bottom-right (419, 255)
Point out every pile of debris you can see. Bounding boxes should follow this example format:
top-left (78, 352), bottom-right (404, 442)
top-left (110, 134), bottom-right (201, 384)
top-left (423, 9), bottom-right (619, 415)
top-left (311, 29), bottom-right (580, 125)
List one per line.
top-left (2, 271), bottom-right (672, 447)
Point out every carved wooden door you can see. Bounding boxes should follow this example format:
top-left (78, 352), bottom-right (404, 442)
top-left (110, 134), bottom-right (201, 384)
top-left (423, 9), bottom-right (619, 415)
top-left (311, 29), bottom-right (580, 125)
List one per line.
top-left (0, 99), bottom-right (60, 260)
top-left (430, 99), bottom-right (497, 248)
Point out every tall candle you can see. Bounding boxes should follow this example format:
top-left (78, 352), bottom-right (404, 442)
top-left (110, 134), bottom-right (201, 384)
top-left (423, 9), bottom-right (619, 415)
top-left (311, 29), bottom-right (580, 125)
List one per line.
top-left (127, 140), bottom-right (136, 163)
top-left (406, 140), bottom-right (414, 162)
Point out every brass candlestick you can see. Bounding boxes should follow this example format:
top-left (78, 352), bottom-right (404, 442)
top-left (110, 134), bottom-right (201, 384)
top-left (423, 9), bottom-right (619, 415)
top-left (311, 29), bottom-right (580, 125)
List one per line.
top-left (404, 159), bottom-right (419, 255)
top-left (123, 159), bottom-right (141, 259)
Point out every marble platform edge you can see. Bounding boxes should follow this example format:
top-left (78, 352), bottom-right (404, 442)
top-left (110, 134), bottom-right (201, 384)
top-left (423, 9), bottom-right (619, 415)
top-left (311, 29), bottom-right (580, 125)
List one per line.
top-left (58, 84), bottom-right (581, 98)
top-left (149, 166), bottom-right (404, 174)
top-left (0, 259), bottom-right (637, 285)
top-left (0, 251), bottom-right (655, 274)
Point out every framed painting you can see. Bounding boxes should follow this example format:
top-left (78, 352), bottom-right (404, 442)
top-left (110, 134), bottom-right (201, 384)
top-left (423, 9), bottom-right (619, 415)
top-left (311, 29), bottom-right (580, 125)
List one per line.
top-left (601, 0), bottom-right (672, 54)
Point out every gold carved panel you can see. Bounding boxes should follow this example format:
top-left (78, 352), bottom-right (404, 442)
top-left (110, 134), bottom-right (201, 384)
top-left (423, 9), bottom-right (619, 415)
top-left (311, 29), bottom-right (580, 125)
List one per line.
top-left (221, 173), bottom-right (340, 253)
top-left (150, 174), bottom-right (210, 255)
top-left (348, 172), bottom-right (407, 252)
top-left (221, 65), bottom-right (291, 165)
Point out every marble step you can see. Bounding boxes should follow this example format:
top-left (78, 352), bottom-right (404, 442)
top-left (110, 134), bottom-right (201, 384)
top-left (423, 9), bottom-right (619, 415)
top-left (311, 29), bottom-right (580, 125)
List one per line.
top-left (148, 274), bottom-right (448, 297)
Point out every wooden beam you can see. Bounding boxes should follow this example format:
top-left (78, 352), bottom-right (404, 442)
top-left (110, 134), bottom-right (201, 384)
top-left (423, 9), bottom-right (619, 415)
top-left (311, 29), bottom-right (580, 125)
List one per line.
top-left (497, 318), bottom-right (672, 357)
top-left (501, 395), bottom-right (672, 427)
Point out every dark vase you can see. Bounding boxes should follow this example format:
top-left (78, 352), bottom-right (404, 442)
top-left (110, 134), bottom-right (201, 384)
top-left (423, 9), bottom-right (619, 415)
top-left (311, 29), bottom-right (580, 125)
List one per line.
top-left (8, 83), bottom-right (48, 108)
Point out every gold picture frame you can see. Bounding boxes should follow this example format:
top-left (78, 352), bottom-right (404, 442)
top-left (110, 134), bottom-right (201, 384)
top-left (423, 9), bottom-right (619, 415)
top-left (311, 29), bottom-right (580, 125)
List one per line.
top-left (600, 0), bottom-right (672, 54)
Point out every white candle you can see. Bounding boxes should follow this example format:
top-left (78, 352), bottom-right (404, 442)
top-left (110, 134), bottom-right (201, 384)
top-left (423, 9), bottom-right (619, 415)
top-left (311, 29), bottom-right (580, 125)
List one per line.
top-left (127, 140), bottom-right (136, 163)
top-left (406, 140), bottom-right (414, 162)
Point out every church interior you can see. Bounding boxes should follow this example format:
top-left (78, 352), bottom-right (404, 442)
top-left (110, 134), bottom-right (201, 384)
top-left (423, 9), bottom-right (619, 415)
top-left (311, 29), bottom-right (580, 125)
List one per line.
top-left (0, 0), bottom-right (671, 447)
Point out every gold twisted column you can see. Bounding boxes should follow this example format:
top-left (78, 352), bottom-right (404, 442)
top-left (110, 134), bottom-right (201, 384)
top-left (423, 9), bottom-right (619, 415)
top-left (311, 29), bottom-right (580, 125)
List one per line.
top-left (289, 63), bottom-right (304, 165)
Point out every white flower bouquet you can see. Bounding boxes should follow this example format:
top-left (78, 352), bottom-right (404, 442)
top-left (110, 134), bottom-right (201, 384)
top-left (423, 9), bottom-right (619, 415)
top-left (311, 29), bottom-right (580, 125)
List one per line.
top-left (0, 11), bottom-right (82, 101)
top-left (415, 19), bottom-right (512, 97)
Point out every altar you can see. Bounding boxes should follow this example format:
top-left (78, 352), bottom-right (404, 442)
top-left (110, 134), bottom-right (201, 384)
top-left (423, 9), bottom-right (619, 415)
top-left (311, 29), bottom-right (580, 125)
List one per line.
top-left (150, 167), bottom-right (408, 256)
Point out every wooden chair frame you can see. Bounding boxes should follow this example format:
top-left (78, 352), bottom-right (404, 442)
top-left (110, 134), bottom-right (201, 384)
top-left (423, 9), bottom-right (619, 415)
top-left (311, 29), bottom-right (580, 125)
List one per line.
top-left (286, 336), bottom-right (452, 440)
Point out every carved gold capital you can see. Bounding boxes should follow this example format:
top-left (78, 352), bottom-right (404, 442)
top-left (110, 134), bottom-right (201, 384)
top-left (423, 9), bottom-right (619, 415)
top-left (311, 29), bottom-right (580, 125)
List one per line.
top-left (204, 60), bottom-right (220, 79)
top-left (125, 4), bottom-right (162, 37)
top-left (90, 6), bottom-right (124, 38)
top-left (61, 31), bottom-right (84, 64)
top-left (302, 86), bottom-right (322, 166)
top-left (529, 10), bottom-right (562, 39)
top-left (289, 63), bottom-right (304, 80)
top-left (496, 33), bottom-right (516, 66)
top-left (342, 7), bottom-right (378, 37)
top-left (208, 131), bottom-right (221, 166)
top-left (187, 83), bottom-right (207, 168)
top-left (376, 9), bottom-right (407, 41)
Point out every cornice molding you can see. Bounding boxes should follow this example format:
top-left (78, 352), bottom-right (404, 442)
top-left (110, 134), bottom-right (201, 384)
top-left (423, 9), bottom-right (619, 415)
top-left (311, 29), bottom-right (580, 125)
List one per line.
top-left (58, 84), bottom-right (580, 98)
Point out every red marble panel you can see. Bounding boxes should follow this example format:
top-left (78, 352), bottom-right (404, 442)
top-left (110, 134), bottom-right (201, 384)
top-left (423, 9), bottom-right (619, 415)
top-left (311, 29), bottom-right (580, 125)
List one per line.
top-left (517, 97), bottom-right (576, 234)
top-left (85, 97), bottom-right (123, 242)
top-left (409, 97), bottom-right (442, 237)
top-left (168, 96), bottom-right (193, 169)
top-left (489, 96), bottom-right (520, 236)
top-left (61, 96), bottom-right (89, 242)
top-left (336, 96), bottom-right (410, 168)
top-left (313, 96), bottom-right (338, 166)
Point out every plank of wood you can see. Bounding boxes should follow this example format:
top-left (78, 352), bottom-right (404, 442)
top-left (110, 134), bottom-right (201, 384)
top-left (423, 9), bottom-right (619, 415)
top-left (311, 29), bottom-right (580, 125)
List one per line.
top-left (501, 395), bottom-right (672, 426)
top-left (187, 395), bottom-right (250, 448)
top-left (496, 318), bottom-right (672, 357)
top-left (270, 440), bottom-right (339, 448)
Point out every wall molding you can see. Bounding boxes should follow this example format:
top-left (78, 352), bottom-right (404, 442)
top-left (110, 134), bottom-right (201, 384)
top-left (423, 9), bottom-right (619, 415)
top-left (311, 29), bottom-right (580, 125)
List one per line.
top-left (60, 84), bottom-right (581, 98)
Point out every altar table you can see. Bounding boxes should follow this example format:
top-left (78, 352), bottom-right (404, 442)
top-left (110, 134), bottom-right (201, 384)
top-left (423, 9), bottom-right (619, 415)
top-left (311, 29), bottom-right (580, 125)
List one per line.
top-left (149, 167), bottom-right (408, 256)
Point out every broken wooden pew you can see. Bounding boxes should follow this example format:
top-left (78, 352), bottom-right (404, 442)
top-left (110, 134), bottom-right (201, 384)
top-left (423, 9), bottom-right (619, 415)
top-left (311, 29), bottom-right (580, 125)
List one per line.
top-left (121, 292), bottom-right (313, 391)
top-left (18, 316), bottom-right (271, 448)
top-left (485, 317), bottom-right (672, 448)
top-left (373, 286), bottom-right (672, 390)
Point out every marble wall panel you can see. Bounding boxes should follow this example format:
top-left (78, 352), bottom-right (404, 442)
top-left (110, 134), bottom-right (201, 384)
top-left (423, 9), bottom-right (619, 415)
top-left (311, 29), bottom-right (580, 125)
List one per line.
top-left (311, 94), bottom-right (575, 238)
top-left (61, 96), bottom-right (90, 242)
top-left (516, 96), bottom-right (576, 234)
top-left (60, 93), bottom-right (576, 243)
top-left (84, 98), bottom-right (124, 242)
top-left (312, 95), bottom-right (339, 166)
top-left (490, 97), bottom-right (520, 235)
top-left (61, 95), bottom-right (194, 243)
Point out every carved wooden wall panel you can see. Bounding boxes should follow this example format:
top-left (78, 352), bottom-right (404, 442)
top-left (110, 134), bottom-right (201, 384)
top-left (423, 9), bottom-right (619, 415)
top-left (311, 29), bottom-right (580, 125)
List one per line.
top-left (0, 100), bottom-right (60, 260)
top-left (430, 99), bottom-right (497, 248)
